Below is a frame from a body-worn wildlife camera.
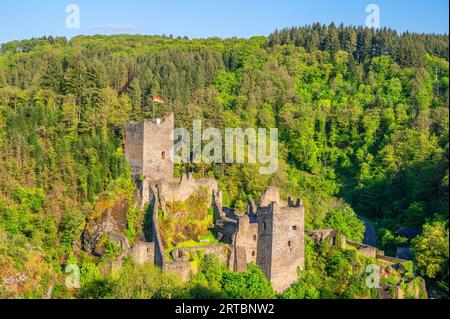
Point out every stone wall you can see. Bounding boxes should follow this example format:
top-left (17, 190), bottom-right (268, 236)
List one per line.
top-left (172, 244), bottom-right (230, 266)
top-left (130, 241), bottom-right (155, 264)
top-left (163, 261), bottom-right (191, 281)
top-left (346, 240), bottom-right (377, 258)
top-left (307, 229), bottom-right (378, 259)
top-left (150, 184), bottom-right (164, 266)
top-left (255, 206), bottom-right (273, 280)
top-left (234, 215), bottom-right (258, 271)
top-left (125, 122), bottom-right (144, 178)
top-left (160, 172), bottom-right (218, 203)
top-left (376, 253), bottom-right (407, 265)
top-left (306, 229), bottom-right (339, 245)
top-left (140, 172), bottom-right (218, 208)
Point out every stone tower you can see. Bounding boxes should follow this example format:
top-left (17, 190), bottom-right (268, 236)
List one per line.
top-left (256, 188), bottom-right (304, 292)
top-left (125, 113), bottom-right (174, 183)
top-left (231, 187), bottom-right (305, 292)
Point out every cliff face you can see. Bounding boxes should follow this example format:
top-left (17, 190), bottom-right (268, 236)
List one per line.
top-left (82, 196), bottom-right (130, 256)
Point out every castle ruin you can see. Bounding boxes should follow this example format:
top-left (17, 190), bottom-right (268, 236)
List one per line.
top-left (71, 111), bottom-right (427, 299)
top-left (116, 112), bottom-right (427, 298)
top-left (124, 113), bottom-right (304, 292)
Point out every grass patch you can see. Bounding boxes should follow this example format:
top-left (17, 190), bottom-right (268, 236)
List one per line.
top-left (159, 187), bottom-right (219, 254)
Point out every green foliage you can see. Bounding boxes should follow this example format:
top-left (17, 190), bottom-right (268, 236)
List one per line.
top-left (281, 243), bottom-right (377, 299)
top-left (79, 261), bottom-right (183, 299)
top-left (0, 26), bottom-right (447, 299)
top-left (412, 221), bottom-right (449, 282)
top-left (323, 204), bottom-right (365, 242)
top-left (279, 272), bottom-right (321, 299)
top-left (186, 255), bottom-right (275, 299)
top-left (268, 25), bottom-right (448, 64)
top-left (378, 229), bottom-right (408, 256)
top-left (124, 206), bottom-right (143, 244)
top-left (221, 263), bottom-right (275, 299)
top-left (161, 187), bottom-right (217, 253)
top-left (111, 262), bottom-right (182, 299)
top-left (79, 279), bottom-right (115, 299)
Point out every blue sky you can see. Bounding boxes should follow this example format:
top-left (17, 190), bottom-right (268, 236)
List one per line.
top-left (0, 0), bottom-right (448, 44)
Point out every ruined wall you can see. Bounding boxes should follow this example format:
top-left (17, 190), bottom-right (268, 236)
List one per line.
top-left (130, 241), bottom-right (155, 265)
top-left (125, 122), bottom-right (144, 178)
top-left (306, 229), bottom-right (341, 247)
top-left (346, 240), bottom-right (377, 258)
top-left (255, 206), bottom-right (273, 280)
top-left (163, 262), bottom-right (191, 281)
top-left (173, 244), bottom-right (230, 266)
top-left (306, 229), bottom-right (378, 259)
top-left (259, 186), bottom-right (287, 207)
top-left (160, 172), bottom-right (218, 203)
top-left (234, 215), bottom-right (258, 271)
top-left (150, 185), bottom-right (164, 266)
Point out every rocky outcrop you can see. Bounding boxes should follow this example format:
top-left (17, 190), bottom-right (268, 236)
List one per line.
top-left (81, 196), bottom-right (157, 267)
top-left (82, 197), bottom-right (130, 256)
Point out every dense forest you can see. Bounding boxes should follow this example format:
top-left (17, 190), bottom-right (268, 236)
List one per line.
top-left (0, 24), bottom-right (448, 298)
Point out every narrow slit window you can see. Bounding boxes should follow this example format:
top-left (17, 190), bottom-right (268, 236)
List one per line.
top-left (161, 151), bottom-right (166, 160)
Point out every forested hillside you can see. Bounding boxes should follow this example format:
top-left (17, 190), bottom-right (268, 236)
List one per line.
top-left (0, 24), bottom-right (448, 298)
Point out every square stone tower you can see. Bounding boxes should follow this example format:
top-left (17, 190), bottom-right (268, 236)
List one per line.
top-left (256, 200), bottom-right (305, 292)
top-left (231, 187), bottom-right (305, 292)
top-left (125, 113), bottom-right (174, 183)
top-left (256, 187), bottom-right (305, 292)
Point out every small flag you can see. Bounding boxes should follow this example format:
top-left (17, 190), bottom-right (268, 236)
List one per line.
top-left (151, 95), bottom-right (165, 104)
